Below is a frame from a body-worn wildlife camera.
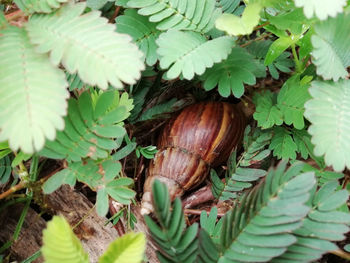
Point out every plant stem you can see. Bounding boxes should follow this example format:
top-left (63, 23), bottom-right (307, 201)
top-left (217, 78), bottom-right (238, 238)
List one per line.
top-left (4, 10), bottom-right (24, 22)
top-left (72, 204), bottom-right (96, 230)
top-left (330, 249), bottom-right (350, 260)
top-left (22, 250), bottom-right (41, 263)
top-left (0, 181), bottom-right (26, 200)
top-left (184, 208), bottom-right (225, 217)
top-left (291, 43), bottom-right (303, 73)
top-left (0, 167), bottom-right (61, 200)
top-left (240, 32), bottom-right (272, 48)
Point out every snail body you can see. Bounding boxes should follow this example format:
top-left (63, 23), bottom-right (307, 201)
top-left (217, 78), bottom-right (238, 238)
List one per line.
top-left (141, 102), bottom-right (245, 214)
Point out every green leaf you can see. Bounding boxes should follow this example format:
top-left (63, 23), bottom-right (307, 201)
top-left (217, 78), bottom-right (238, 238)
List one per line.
top-left (219, 161), bottom-right (316, 263)
top-left (116, 9), bottom-right (160, 66)
top-left (0, 141), bottom-right (11, 159)
top-left (138, 98), bottom-right (177, 122)
top-left (96, 188), bottom-right (109, 217)
top-left (66, 73), bottom-right (89, 91)
top-left (145, 180), bottom-right (199, 263)
top-left (297, 28), bottom-right (313, 59)
top-left (212, 127), bottom-right (271, 201)
top-left (113, 141), bottom-right (137, 161)
top-left (277, 75), bottom-right (311, 129)
top-left (0, 156), bottom-right (12, 185)
top-left (291, 128), bottom-right (313, 160)
top-left (127, 0), bottom-right (221, 33)
top-left (26, 2), bottom-right (144, 90)
top-left (247, 40), bottom-right (294, 79)
top-left (311, 13), bottom-right (350, 81)
top-left (0, 26), bottom-right (68, 154)
top-left (201, 47), bottom-right (266, 98)
top-left (294, 0), bottom-right (347, 20)
top-left (86, 0), bottom-right (112, 9)
top-left (11, 151), bottom-right (32, 168)
top-left (217, 0), bottom-right (240, 14)
top-left (302, 164), bottom-right (344, 186)
top-left (136, 145), bottom-right (158, 159)
top-left (41, 216), bottom-right (89, 263)
top-left (241, 126), bottom-right (273, 166)
top-left (253, 91), bottom-right (283, 129)
top-left (264, 36), bottom-right (295, 65)
top-left (0, 10), bottom-right (8, 29)
top-left (200, 207), bottom-right (223, 245)
top-left (157, 30), bottom-right (234, 80)
top-left (221, 167), bottom-right (267, 201)
top-left (269, 127), bottom-right (298, 159)
top-left (273, 181), bottom-right (350, 262)
top-left (14, 0), bottom-right (68, 14)
top-left (268, 8), bottom-right (308, 35)
top-left (40, 90), bottom-right (132, 162)
top-left (197, 229), bottom-right (220, 263)
top-left (304, 79), bottom-right (350, 172)
top-left (116, 0), bottom-right (129, 7)
top-left (215, 3), bottom-right (262, 36)
top-left (99, 232), bottom-right (146, 263)
top-left (43, 159), bottom-right (134, 216)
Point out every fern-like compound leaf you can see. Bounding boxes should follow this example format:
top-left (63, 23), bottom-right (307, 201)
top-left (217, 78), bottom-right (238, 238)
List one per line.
top-left (240, 126), bottom-right (273, 167)
top-left (43, 159), bottom-right (135, 216)
top-left (269, 127), bottom-right (298, 159)
top-left (311, 13), bottom-right (350, 81)
top-left (304, 80), bottom-right (350, 172)
top-left (99, 232), bottom-right (146, 263)
top-left (39, 90), bottom-right (133, 162)
top-left (277, 75), bottom-right (311, 130)
top-left (157, 30), bottom-right (234, 80)
top-left (200, 207), bottom-right (223, 245)
top-left (0, 26), bottom-right (69, 154)
top-left (253, 90), bottom-right (283, 129)
top-left (221, 167), bottom-right (267, 201)
top-left (145, 180), bottom-right (200, 263)
top-left (42, 216), bottom-right (89, 263)
top-left (116, 9), bottom-right (160, 66)
top-left (127, 0), bottom-right (221, 33)
top-left (219, 161), bottom-right (316, 263)
top-left (247, 40), bottom-right (294, 80)
top-left (197, 229), bottom-right (220, 263)
top-left (201, 47), bottom-right (265, 98)
top-left (14, 0), bottom-right (68, 14)
top-left (294, 0), bottom-right (347, 20)
top-left (66, 73), bottom-right (89, 91)
top-left (212, 127), bottom-right (272, 201)
top-left (26, 2), bottom-right (145, 90)
top-left (216, 0), bottom-right (240, 14)
top-left (272, 181), bottom-right (350, 262)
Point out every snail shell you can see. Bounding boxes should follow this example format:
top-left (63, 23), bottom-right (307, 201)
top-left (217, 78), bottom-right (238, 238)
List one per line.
top-left (141, 102), bottom-right (245, 215)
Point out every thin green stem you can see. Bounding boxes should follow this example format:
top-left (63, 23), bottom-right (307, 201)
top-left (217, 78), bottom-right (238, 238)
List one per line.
top-left (22, 250), bottom-right (41, 263)
top-left (72, 204), bottom-right (96, 230)
top-left (0, 196), bottom-right (31, 213)
top-left (13, 198), bottom-right (31, 241)
top-left (291, 43), bottom-right (303, 73)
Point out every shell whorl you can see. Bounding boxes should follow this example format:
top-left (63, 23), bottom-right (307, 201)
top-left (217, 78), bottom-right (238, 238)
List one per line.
top-left (141, 102), bottom-right (245, 214)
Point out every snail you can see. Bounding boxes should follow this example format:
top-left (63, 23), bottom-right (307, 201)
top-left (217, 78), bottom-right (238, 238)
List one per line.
top-left (141, 102), bottom-right (246, 215)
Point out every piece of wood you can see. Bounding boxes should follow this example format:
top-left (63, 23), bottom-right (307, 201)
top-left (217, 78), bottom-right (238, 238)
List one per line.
top-left (0, 185), bottom-right (119, 263)
top-left (0, 204), bottom-right (46, 263)
top-left (44, 185), bottom-right (119, 262)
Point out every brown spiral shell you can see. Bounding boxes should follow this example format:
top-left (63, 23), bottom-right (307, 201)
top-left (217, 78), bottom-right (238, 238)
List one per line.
top-left (141, 102), bottom-right (245, 214)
